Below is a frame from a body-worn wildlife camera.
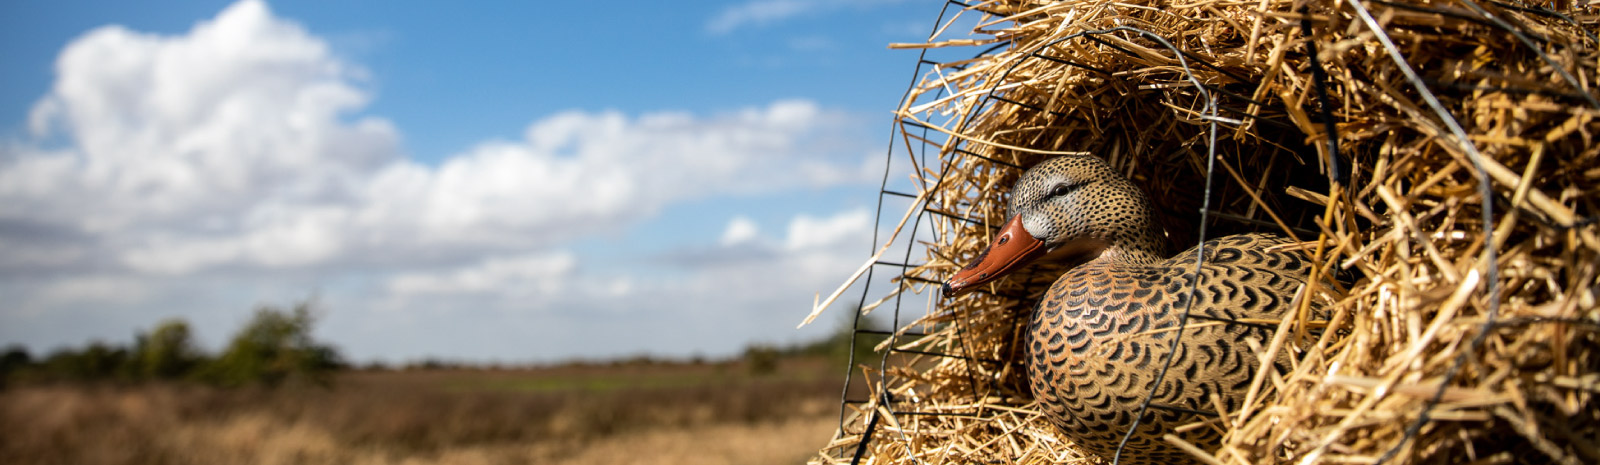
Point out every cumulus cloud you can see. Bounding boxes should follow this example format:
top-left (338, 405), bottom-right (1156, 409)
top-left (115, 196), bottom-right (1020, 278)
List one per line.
top-left (784, 210), bottom-right (872, 251)
top-left (66, 98), bottom-right (868, 276)
top-left (675, 209), bottom-right (873, 303)
top-left (387, 252), bottom-right (576, 297)
top-left (3, 0), bottom-right (395, 275)
top-left (1, 0), bottom-right (885, 361)
top-left (342, 208), bottom-right (877, 361)
top-left (379, 98), bottom-right (872, 251)
top-left (720, 217), bottom-right (761, 246)
top-left (18, 0), bottom-right (394, 224)
top-left (1, 0), bottom-right (874, 277)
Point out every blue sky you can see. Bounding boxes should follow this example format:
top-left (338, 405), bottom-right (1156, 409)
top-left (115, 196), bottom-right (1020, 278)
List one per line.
top-left (0, 0), bottom-right (946, 363)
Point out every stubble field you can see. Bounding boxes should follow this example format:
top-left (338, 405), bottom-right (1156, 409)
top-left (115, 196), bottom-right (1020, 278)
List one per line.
top-left (1, 357), bottom-right (847, 465)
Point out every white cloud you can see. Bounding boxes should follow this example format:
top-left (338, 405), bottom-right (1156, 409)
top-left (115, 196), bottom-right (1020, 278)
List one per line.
top-left (706, 0), bottom-right (912, 35)
top-left (19, 0), bottom-right (394, 227)
top-left (0, 1), bottom-right (886, 362)
top-left (326, 98), bottom-right (874, 269)
top-left (1, 0), bottom-right (874, 276)
top-left (387, 252), bottom-right (577, 296)
top-left (720, 216), bottom-right (761, 246)
top-left (345, 207), bottom-right (877, 361)
top-left (707, 0), bottom-right (813, 34)
top-left (3, 0), bottom-right (395, 275)
top-left (11, 275), bottom-right (154, 318)
top-left (784, 209), bottom-right (872, 251)
top-left (676, 208), bottom-right (873, 301)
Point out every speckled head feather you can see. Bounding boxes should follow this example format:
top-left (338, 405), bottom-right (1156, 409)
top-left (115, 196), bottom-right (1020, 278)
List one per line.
top-left (946, 156), bottom-right (1171, 295)
top-left (1006, 155), bottom-right (1167, 265)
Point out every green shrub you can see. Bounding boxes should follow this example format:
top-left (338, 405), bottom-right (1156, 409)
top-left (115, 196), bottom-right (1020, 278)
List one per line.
top-left (198, 300), bottom-right (342, 388)
top-left (42, 342), bottom-right (132, 382)
top-left (133, 319), bottom-right (202, 380)
top-left (743, 344), bottom-right (780, 375)
top-left (0, 345), bottom-right (32, 388)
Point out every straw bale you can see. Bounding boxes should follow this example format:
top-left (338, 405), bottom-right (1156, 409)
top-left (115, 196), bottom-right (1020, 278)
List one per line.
top-left (809, 1), bottom-right (1599, 464)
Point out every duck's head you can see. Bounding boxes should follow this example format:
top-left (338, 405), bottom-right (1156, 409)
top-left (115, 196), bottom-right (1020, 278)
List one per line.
top-left (943, 155), bottom-right (1165, 297)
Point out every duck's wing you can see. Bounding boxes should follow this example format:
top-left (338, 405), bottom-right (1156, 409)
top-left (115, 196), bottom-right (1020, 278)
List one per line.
top-left (1166, 232), bottom-right (1316, 322)
top-left (1025, 233), bottom-right (1314, 463)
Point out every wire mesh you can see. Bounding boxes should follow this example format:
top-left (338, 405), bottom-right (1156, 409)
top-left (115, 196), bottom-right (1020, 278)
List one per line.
top-left (806, 1), bottom-right (1599, 464)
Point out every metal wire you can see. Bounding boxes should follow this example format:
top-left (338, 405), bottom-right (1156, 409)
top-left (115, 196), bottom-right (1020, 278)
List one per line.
top-left (831, 15), bottom-right (1263, 465)
top-left (1303, 7), bottom-right (1344, 186)
top-left (827, 0), bottom-right (1592, 462)
top-left (1347, 0), bottom-right (1504, 461)
top-left (900, 22), bottom-right (1245, 464)
top-left (1065, 26), bottom-right (1225, 465)
top-left (840, 3), bottom-right (1010, 462)
top-left (832, 1), bottom-right (963, 457)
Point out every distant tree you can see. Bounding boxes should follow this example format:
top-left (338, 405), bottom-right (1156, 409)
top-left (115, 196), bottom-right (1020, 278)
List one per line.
top-left (790, 308), bottom-right (890, 369)
top-left (42, 342), bottom-right (132, 382)
top-left (199, 299), bottom-right (343, 387)
top-left (406, 358), bottom-right (449, 371)
top-left (744, 344), bottom-right (780, 375)
top-left (844, 312), bottom-right (892, 369)
top-left (0, 345), bottom-right (32, 388)
top-left (132, 319), bottom-right (203, 380)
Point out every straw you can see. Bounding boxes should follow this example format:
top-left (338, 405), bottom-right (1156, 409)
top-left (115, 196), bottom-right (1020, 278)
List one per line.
top-left (810, 1), bottom-right (1600, 464)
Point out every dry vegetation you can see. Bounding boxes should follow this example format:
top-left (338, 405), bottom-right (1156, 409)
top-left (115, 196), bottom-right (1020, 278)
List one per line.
top-left (1, 357), bottom-right (847, 465)
top-left (812, 0), bottom-right (1598, 464)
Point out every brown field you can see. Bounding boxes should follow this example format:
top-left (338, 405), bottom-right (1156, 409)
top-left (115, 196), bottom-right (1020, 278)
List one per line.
top-left (1, 357), bottom-right (849, 465)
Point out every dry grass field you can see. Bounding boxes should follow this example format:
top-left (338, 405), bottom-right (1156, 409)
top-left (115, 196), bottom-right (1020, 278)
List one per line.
top-left (1, 357), bottom-right (846, 465)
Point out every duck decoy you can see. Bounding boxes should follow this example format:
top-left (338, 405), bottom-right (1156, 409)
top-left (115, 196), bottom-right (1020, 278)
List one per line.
top-left (944, 155), bottom-right (1314, 464)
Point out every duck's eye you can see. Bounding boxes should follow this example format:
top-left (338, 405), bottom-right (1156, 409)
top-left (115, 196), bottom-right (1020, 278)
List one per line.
top-left (1048, 183), bottom-right (1081, 198)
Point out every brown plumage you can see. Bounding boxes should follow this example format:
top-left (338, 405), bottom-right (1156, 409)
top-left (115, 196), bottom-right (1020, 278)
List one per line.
top-left (944, 155), bottom-right (1313, 465)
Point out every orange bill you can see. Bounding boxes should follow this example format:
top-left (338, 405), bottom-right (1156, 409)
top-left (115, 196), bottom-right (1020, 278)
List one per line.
top-left (943, 215), bottom-right (1045, 297)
